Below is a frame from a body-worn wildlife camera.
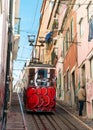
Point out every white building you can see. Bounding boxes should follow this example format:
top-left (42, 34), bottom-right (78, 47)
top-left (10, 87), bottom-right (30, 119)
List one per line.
top-left (0, 0), bottom-right (20, 117)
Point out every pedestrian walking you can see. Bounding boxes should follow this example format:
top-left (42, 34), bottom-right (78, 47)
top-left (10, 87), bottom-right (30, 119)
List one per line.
top-left (77, 84), bottom-right (86, 116)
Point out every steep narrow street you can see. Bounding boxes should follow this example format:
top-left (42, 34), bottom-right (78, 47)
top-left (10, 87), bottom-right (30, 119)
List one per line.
top-left (6, 93), bottom-right (93, 130)
top-left (0, 0), bottom-right (93, 129)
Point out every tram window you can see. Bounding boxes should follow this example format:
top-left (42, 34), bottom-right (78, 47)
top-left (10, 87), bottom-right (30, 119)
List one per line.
top-left (29, 69), bottom-right (35, 85)
top-left (36, 69), bottom-right (47, 86)
top-left (38, 69), bottom-right (47, 78)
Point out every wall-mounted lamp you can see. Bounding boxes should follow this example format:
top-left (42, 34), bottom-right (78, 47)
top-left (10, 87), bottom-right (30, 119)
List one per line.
top-left (39, 37), bottom-right (45, 43)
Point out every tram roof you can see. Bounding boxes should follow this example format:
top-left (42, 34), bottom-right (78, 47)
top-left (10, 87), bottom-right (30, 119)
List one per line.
top-left (25, 63), bottom-right (56, 70)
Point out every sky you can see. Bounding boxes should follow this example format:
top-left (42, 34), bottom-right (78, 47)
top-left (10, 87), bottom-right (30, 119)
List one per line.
top-left (13, 0), bottom-right (43, 85)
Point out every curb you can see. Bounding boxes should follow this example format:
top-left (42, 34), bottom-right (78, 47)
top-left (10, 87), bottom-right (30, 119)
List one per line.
top-left (57, 103), bottom-right (93, 130)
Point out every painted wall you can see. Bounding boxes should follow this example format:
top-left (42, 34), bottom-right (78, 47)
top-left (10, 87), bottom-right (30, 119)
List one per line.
top-left (76, 0), bottom-right (93, 67)
top-left (56, 37), bottom-right (64, 100)
top-left (62, 8), bottom-right (77, 105)
top-left (76, 0), bottom-right (93, 118)
top-left (54, 3), bottom-right (67, 100)
top-left (0, 0), bottom-right (9, 117)
top-left (86, 81), bottom-right (93, 118)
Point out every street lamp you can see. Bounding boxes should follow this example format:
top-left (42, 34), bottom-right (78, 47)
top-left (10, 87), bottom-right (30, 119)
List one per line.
top-left (38, 36), bottom-right (45, 46)
top-left (28, 35), bottom-right (35, 46)
top-left (28, 35), bottom-right (45, 62)
top-left (28, 35), bottom-right (45, 47)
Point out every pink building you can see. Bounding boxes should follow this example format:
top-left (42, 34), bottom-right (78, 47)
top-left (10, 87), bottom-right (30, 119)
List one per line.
top-left (54, 3), bottom-right (67, 100)
top-left (76, 0), bottom-right (93, 118)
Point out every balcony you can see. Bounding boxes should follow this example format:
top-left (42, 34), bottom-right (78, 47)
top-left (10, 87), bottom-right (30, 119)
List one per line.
top-left (52, 19), bottom-right (58, 30)
top-left (52, 19), bottom-right (58, 38)
top-left (12, 18), bottom-right (21, 60)
top-left (51, 49), bottom-right (58, 66)
top-left (12, 34), bottom-right (20, 60)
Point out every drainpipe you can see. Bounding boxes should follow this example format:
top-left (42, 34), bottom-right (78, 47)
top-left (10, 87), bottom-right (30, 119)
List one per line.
top-left (1, 0), bottom-right (13, 129)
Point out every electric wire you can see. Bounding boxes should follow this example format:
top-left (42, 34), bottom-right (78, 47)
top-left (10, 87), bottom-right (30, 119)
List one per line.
top-left (17, 0), bottom-right (92, 60)
top-left (14, 1), bottom-right (42, 65)
top-left (14, 0), bottom-right (93, 35)
top-left (46, 0), bottom-right (93, 5)
top-left (29, 0), bottom-right (89, 59)
top-left (14, 0), bottom-right (51, 35)
top-left (35, 0), bottom-right (92, 39)
top-left (13, 0), bottom-right (93, 81)
top-left (19, 0), bottom-right (40, 60)
top-left (31, 0), bottom-right (40, 33)
top-left (18, 0), bottom-right (51, 62)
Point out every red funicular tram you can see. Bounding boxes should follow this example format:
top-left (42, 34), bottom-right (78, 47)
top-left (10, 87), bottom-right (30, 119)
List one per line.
top-left (23, 62), bottom-right (56, 112)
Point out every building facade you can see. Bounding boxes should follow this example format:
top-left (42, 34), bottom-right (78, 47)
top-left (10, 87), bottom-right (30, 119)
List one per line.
top-left (75, 0), bottom-right (93, 118)
top-left (0, 0), bottom-right (20, 118)
top-left (61, 0), bottom-right (78, 106)
top-left (18, 0), bottom-right (93, 119)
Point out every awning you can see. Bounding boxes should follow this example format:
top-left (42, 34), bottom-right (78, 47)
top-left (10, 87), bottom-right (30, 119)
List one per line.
top-left (45, 32), bottom-right (53, 43)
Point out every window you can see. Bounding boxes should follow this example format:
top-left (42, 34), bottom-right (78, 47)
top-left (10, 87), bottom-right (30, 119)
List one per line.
top-left (81, 64), bottom-right (86, 85)
top-left (87, 1), bottom-right (93, 22)
top-left (67, 70), bottom-right (70, 90)
top-left (0, 0), bottom-right (2, 14)
top-left (79, 17), bottom-right (83, 37)
top-left (41, 48), bottom-right (44, 63)
top-left (87, 1), bottom-right (93, 42)
top-left (66, 30), bottom-right (69, 51)
top-left (71, 71), bottom-right (75, 101)
top-left (63, 38), bottom-right (66, 57)
top-left (90, 57), bottom-right (93, 79)
top-left (63, 40), bottom-right (64, 57)
top-left (70, 19), bottom-right (74, 41)
top-left (52, 19), bottom-right (58, 30)
top-left (49, 0), bottom-right (54, 15)
top-left (64, 75), bottom-right (67, 91)
top-left (38, 69), bottom-right (47, 79)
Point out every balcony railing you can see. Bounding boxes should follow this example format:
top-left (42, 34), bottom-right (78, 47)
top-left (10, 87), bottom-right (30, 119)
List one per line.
top-left (52, 19), bottom-right (58, 31)
top-left (14, 17), bottom-right (21, 34)
top-left (51, 50), bottom-right (58, 65)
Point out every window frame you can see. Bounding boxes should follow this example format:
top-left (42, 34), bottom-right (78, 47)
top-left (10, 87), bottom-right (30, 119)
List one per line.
top-left (70, 19), bottom-right (74, 42)
top-left (81, 64), bottom-right (86, 85)
top-left (86, 1), bottom-right (93, 22)
top-left (0, 0), bottom-right (2, 14)
top-left (79, 17), bottom-right (84, 38)
top-left (66, 29), bottom-right (69, 51)
top-left (90, 56), bottom-right (93, 79)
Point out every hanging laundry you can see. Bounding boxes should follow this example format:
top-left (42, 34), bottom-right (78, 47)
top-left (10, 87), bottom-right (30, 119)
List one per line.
top-left (45, 32), bottom-right (53, 43)
top-left (88, 16), bottom-right (93, 42)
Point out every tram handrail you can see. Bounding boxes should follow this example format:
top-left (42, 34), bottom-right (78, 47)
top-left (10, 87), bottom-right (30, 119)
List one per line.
top-left (17, 93), bottom-right (28, 130)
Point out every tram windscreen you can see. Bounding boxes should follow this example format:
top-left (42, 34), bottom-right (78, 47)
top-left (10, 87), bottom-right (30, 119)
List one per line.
top-left (38, 69), bottom-right (47, 78)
